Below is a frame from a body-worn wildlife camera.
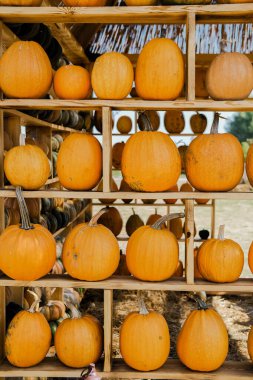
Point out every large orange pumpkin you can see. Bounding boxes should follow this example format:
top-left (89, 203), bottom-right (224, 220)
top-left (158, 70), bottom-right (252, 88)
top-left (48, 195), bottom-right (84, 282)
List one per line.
top-left (248, 241), bottom-right (253, 273)
top-left (5, 303), bottom-right (51, 367)
top-left (4, 145), bottom-right (50, 190)
top-left (91, 52), bottom-right (134, 99)
top-left (53, 65), bottom-right (91, 100)
top-left (0, 187), bottom-right (56, 281)
top-left (0, 41), bottom-right (52, 99)
top-left (62, 209), bottom-right (120, 281)
top-left (177, 299), bottom-right (228, 372)
top-left (62, 0), bottom-right (106, 5)
top-left (55, 304), bottom-right (103, 368)
top-left (0, 0), bottom-right (42, 4)
top-left (126, 213), bottom-right (184, 281)
top-left (246, 144), bottom-right (253, 187)
top-left (135, 38), bottom-right (184, 100)
top-left (206, 53), bottom-right (253, 100)
top-left (248, 325), bottom-right (253, 362)
top-left (185, 113), bottom-right (244, 191)
top-left (120, 298), bottom-right (170, 371)
top-left (197, 225), bottom-right (244, 283)
top-left (122, 114), bottom-right (181, 192)
top-left (57, 133), bottom-right (102, 190)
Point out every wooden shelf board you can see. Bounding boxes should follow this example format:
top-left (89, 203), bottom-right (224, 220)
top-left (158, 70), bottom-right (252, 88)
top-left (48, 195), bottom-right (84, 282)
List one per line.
top-left (1, 5), bottom-right (253, 24)
top-left (95, 133), bottom-right (204, 137)
top-left (93, 202), bottom-right (213, 207)
top-left (2, 99), bottom-right (253, 111)
top-left (117, 236), bottom-right (204, 242)
top-left (1, 275), bottom-right (253, 293)
top-left (0, 357), bottom-right (252, 379)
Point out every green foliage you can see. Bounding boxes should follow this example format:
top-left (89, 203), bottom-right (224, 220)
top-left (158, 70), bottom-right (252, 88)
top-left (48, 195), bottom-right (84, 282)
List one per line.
top-left (225, 112), bottom-right (253, 143)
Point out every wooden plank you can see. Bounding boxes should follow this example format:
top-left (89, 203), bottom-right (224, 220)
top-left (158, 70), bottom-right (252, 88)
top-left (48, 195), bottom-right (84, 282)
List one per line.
top-left (102, 107), bottom-right (112, 193)
top-left (186, 12), bottom-right (196, 101)
top-left (0, 288), bottom-right (5, 363)
top-left (3, 98), bottom-right (253, 111)
top-left (93, 202), bottom-right (213, 207)
top-left (103, 290), bottom-right (113, 372)
top-left (185, 200), bottom-right (194, 284)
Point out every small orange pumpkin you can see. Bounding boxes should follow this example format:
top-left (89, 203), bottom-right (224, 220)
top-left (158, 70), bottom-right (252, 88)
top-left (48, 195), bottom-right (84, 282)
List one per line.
top-left (53, 65), bottom-right (91, 100)
top-left (246, 144), bottom-right (253, 187)
top-left (117, 116), bottom-right (132, 134)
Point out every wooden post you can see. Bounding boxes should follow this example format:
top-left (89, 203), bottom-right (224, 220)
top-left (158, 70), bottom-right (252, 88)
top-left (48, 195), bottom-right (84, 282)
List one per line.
top-left (0, 287), bottom-right (5, 364)
top-left (103, 289), bottom-right (113, 372)
top-left (186, 12), bottom-right (196, 101)
top-left (185, 199), bottom-right (194, 284)
top-left (211, 199), bottom-right (216, 238)
top-left (102, 107), bottom-right (112, 193)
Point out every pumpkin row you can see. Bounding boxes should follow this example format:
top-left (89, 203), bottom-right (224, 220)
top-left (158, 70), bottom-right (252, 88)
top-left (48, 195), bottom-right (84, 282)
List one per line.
top-left (5, 295), bottom-right (253, 373)
top-left (1, 39), bottom-right (253, 101)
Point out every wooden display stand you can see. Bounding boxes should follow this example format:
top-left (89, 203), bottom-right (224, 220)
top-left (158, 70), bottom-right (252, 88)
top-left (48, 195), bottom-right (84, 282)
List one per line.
top-left (0, 4), bottom-right (252, 379)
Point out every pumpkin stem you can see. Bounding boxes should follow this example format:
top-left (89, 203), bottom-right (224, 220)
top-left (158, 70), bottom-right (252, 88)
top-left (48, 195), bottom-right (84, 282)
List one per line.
top-left (152, 212), bottom-right (185, 230)
top-left (139, 112), bottom-right (153, 132)
top-left (66, 302), bottom-right (81, 319)
top-left (196, 298), bottom-right (208, 310)
top-left (210, 112), bottom-right (220, 134)
top-left (28, 290), bottom-right (40, 313)
top-left (89, 208), bottom-right (108, 226)
top-left (16, 186), bottom-right (33, 230)
top-left (132, 208), bottom-right (135, 215)
top-left (137, 292), bottom-right (149, 315)
top-left (218, 224), bottom-right (225, 240)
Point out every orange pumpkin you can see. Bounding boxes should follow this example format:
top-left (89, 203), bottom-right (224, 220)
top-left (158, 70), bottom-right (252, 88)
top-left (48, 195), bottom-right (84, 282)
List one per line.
top-left (122, 115), bottom-right (181, 192)
top-left (177, 299), bottom-right (228, 371)
top-left (198, 225), bottom-right (244, 283)
top-left (206, 53), bottom-right (253, 100)
top-left (112, 142), bottom-right (125, 170)
top-left (117, 116), bottom-right (132, 134)
top-left (126, 213), bottom-right (183, 281)
top-left (91, 52), bottom-right (134, 99)
top-left (55, 304), bottom-right (103, 368)
top-left (135, 38), bottom-right (184, 100)
top-left (164, 184), bottom-right (178, 204)
top-left (248, 325), bottom-right (253, 362)
top-left (62, 0), bottom-right (106, 5)
top-left (190, 113), bottom-right (207, 134)
top-left (164, 111), bottom-right (185, 134)
top-left (194, 247), bottom-right (203, 279)
top-left (5, 305), bottom-right (51, 367)
top-left (53, 65), bottom-right (91, 100)
top-left (248, 241), bottom-right (253, 273)
top-left (246, 144), bottom-right (253, 187)
top-left (0, 41), bottom-right (52, 99)
top-left (0, 0), bottom-right (42, 4)
top-left (62, 210), bottom-right (120, 281)
top-left (120, 298), bottom-right (170, 371)
top-left (185, 113), bottom-right (244, 191)
top-left (4, 145), bottom-right (50, 190)
top-left (195, 68), bottom-right (208, 98)
top-left (0, 188), bottom-right (56, 281)
top-left (57, 133), bottom-right (102, 190)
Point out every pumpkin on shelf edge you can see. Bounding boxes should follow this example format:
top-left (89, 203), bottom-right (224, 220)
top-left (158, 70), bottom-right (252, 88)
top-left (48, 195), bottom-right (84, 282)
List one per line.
top-left (246, 144), bottom-right (253, 187)
top-left (164, 184), bottom-right (178, 204)
top-left (190, 112), bottom-right (207, 134)
top-left (55, 303), bottom-right (103, 368)
top-left (119, 179), bottom-right (133, 204)
top-left (62, 0), bottom-right (106, 6)
top-left (112, 142), bottom-right (125, 170)
top-left (62, 209), bottom-right (120, 281)
top-left (53, 65), bottom-right (91, 100)
top-left (177, 298), bottom-right (228, 371)
top-left (117, 115), bottom-right (132, 134)
top-left (126, 213), bottom-right (184, 281)
top-left (91, 52), bottom-right (134, 100)
top-left (57, 133), bottom-right (102, 190)
top-left (120, 297), bottom-right (170, 371)
top-left (5, 298), bottom-right (51, 368)
top-left (164, 111), bottom-right (185, 134)
top-left (135, 38), bottom-right (184, 100)
top-left (122, 113), bottom-right (181, 192)
top-left (0, 187), bottom-right (56, 281)
top-left (98, 206), bottom-right (123, 237)
top-left (197, 225), bottom-right (244, 283)
top-left (185, 113), bottom-right (244, 192)
top-left (0, 41), bottom-right (52, 99)
top-left (137, 110), bottom-right (160, 131)
top-left (98, 178), bottom-right (118, 204)
top-left (126, 208), bottom-right (144, 237)
top-left (248, 241), bottom-right (253, 273)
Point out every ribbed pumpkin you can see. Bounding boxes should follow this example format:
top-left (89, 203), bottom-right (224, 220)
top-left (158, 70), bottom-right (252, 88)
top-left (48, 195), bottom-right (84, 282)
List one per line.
top-left (0, 0), bottom-right (42, 4)
top-left (185, 113), bottom-right (244, 191)
top-left (5, 302), bottom-right (51, 368)
top-left (120, 298), bottom-right (170, 371)
top-left (190, 113), bottom-right (207, 134)
top-left (125, 0), bottom-right (157, 4)
top-left (119, 179), bottom-right (133, 204)
top-left (62, 0), bottom-right (106, 5)
top-left (135, 38), bottom-right (184, 100)
top-left (62, 210), bottom-right (120, 281)
top-left (98, 206), bottom-right (123, 237)
top-left (164, 184), bottom-right (178, 204)
top-left (57, 133), bottom-right (102, 190)
top-left (0, 188), bottom-right (56, 281)
top-left (112, 142), bottom-right (125, 169)
top-left (117, 116), bottom-right (132, 134)
top-left (53, 65), bottom-right (91, 100)
top-left (0, 41), bottom-right (52, 99)
top-left (55, 304), bottom-right (103, 368)
top-left (248, 325), bottom-right (253, 362)
top-left (195, 68), bottom-right (208, 98)
top-left (98, 178), bottom-right (118, 204)
top-left (177, 299), bottom-right (228, 372)
top-left (126, 209), bottom-right (144, 237)
top-left (198, 225), bottom-right (244, 283)
top-left (91, 52), bottom-right (134, 99)
top-left (4, 145), bottom-right (50, 190)
top-left (137, 110), bottom-right (160, 131)
top-left (164, 111), bottom-right (185, 134)
top-left (248, 241), bottom-right (253, 273)
top-left (246, 144), bottom-right (253, 187)
top-left (122, 114), bottom-right (181, 192)
top-left (126, 213), bottom-right (183, 281)
top-left (206, 53), bottom-right (253, 100)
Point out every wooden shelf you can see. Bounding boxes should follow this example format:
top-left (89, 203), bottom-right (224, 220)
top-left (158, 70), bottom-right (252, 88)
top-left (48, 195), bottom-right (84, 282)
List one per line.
top-left (1, 4), bottom-right (253, 24)
top-left (95, 133), bottom-right (205, 137)
top-left (93, 202), bottom-right (213, 207)
top-left (1, 275), bottom-right (253, 293)
top-left (117, 236), bottom-right (204, 242)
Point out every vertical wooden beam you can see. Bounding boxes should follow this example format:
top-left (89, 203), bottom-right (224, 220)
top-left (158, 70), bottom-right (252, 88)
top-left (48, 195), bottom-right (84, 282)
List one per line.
top-left (102, 107), bottom-right (112, 193)
top-left (211, 199), bottom-right (216, 238)
top-left (185, 199), bottom-right (194, 284)
top-left (186, 12), bottom-right (196, 101)
top-left (103, 289), bottom-right (113, 372)
top-left (0, 287), bottom-right (6, 364)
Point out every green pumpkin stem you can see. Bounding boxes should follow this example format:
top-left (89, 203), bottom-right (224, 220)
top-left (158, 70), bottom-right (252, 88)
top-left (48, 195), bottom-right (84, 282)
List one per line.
top-left (16, 186), bottom-right (33, 230)
top-left (152, 212), bottom-right (185, 230)
top-left (88, 208), bottom-right (107, 226)
top-left (218, 225), bottom-right (225, 240)
top-left (210, 112), bottom-right (220, 134)
top-left (196, 298), bottom-right (208, 310)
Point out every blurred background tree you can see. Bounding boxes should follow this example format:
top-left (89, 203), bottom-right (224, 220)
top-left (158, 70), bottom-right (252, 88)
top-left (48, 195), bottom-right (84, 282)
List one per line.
top-left (225, 112), bottom-right (253, 157)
